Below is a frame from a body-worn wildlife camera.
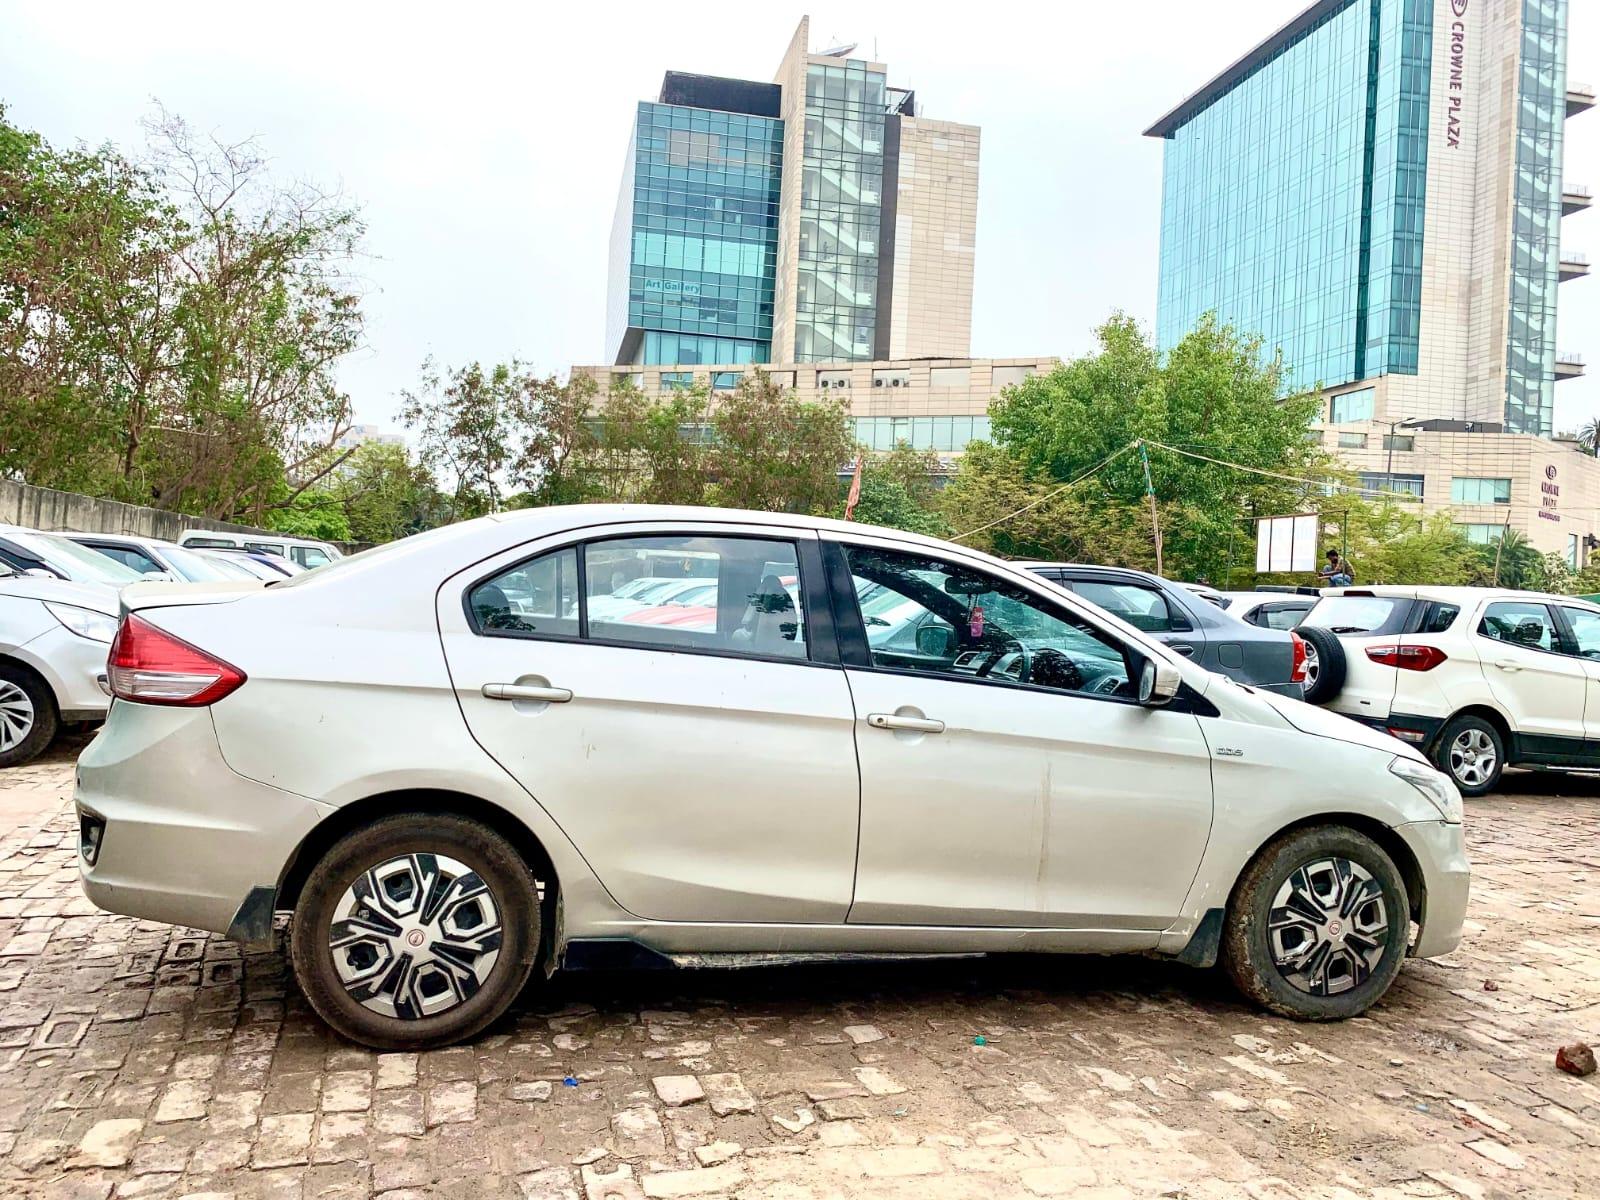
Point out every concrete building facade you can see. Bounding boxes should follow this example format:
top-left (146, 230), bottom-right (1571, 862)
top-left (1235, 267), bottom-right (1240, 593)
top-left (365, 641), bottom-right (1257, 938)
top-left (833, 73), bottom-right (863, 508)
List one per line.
top-left (1149, 0), bottom-right (1597, 560)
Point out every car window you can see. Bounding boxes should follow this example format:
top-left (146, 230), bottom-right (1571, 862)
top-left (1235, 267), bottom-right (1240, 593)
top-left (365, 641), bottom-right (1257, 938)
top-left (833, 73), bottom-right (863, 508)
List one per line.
top-left (843, 545), bottom-right (1132, 699)
top-left (1259, 605), bottom-right (1308, 631)
top-left (85, 543), bottom-right (160, 574)
top-left (245, 542), bottom-right (288, 557)
top-left (1417, 603), bottom-right (1460, 634)
top-left (1560, 607), bottom-right (1600, 659)
top-left (294, 546), bottom-right (333, 569)
top-left (585, 535), bottom-right (805, 659)
top-left (7, 531), bottom-right (142, 584)
top-left (1071, 580), bottom-right (1179, 633)
top-left (1478, 601), bottom-right (1558, 651)
top-left (184, 537), bottom-right (237, 549)
top-left (1302, 595), bottom-right (1405, 634)
top-left (469, 548), bottom-right (581, 638)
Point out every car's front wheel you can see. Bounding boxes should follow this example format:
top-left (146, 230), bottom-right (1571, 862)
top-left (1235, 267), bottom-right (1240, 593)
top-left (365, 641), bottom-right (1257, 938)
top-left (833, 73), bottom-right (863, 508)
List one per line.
top-left (1221, 825), bottom-right (1409, 1020)
top-left (289, 813), bottom-right (540, 1050)
top-left (0, 663), bottom-right (58, 769)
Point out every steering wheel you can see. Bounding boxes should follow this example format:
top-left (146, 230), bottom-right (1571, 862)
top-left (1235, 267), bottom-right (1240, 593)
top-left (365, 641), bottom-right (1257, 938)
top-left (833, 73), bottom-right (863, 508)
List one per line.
top-left (974, 634), bottom-right (1032, 683)
top-left (1029, 647), bottom-right (1086, 692)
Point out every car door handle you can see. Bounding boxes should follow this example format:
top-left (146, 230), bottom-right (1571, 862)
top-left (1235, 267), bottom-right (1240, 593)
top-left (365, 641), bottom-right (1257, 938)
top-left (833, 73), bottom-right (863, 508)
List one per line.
top-left (1492, 660), bottom-right (1523, 673)
top-left (1169, 643), bottom-right (1197, 657)
top-left (867, 713), bottom-right (945, 734)
top-left (482, 683), bottom-right (573, 703)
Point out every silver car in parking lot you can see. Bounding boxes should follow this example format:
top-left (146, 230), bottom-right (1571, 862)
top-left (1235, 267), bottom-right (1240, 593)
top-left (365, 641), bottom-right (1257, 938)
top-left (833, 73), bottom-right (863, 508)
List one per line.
top-left (76, 506), bottom-right (1468, 1048)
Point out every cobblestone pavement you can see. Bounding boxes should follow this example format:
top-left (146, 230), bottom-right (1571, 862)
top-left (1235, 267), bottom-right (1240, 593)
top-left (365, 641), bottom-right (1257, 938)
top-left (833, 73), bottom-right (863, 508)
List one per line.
top-left (0, 740), bottom-right (1597, 1200)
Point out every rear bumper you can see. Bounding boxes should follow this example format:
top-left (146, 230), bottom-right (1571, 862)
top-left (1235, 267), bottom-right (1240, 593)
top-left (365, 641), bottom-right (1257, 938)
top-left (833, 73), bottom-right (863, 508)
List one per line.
top-left (1350, 712), bottom-right (1446, 750)
top-left (76, 703), bottom-right (327, 941)
top-left (1395, 818), bottom-right (1470, 959)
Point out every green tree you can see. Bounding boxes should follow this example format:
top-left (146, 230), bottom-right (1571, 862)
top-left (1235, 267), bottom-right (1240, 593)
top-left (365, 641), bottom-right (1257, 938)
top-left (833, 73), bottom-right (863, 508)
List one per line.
top-left (264, 488), bottom-right (351, 542)
top-left (582, 379), bottom-right (710, 505)
top-left (845, 443), bottom-right (948, 536)
top-left (399, 358), bottom-right (528, 518)
top-left (333, 442), bottom-right (446, 543)
top-left (708, 370), bottom-right (854, 514)
top-left (989, 313), bottom-right (1331, 581)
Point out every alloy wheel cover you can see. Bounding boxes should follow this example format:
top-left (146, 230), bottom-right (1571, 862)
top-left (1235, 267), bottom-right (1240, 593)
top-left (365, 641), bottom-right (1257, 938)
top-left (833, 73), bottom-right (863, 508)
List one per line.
top-left (329, 852), bottom-right (503, 1019)
top-left (0, 681), bottom-right (35, 752)
top-left (1268, 856), bottom-right (1390, 996)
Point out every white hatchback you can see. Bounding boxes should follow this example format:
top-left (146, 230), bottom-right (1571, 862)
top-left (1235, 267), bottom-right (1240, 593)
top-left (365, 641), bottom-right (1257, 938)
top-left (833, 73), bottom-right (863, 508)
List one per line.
top-left (76, 506), bottom-right (1470, 1049)
top-left (1298, 585), bottom-right (1600, 795)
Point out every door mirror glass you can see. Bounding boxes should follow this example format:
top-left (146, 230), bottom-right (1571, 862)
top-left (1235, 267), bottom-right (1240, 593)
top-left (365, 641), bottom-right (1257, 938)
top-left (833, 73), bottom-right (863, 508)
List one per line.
top-left (1138, 657), bottom-right (1181, 707)
top-left (915, 622), bottom-right (955, 658)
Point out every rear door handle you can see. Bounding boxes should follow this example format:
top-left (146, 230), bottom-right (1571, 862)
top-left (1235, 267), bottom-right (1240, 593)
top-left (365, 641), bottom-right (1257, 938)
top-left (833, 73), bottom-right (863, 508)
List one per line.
top-left (482, 683), bottom-right (573, 703)
top-left (1169, 643), bottom-right (1197, 658)
top-left (1492, 660), bottom-right (1523, 673)
top-left (867, 713), bottom-right (945, 734)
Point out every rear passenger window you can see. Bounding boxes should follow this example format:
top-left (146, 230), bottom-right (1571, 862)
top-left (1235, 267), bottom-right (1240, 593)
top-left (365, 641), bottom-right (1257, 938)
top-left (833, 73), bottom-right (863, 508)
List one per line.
top-left (584, 535), bottom-right (806, 660)
top-left (1071, 581), bottom-right (1183, 633)
top-left (469, 548), bottom-right (580, 638)
top-left (1478, 602), bottom-right (1557, 651)
top-left (1418, 603), bottom-right (1460, 634)
top-left (1259, 606), bottom-right (1307, 631)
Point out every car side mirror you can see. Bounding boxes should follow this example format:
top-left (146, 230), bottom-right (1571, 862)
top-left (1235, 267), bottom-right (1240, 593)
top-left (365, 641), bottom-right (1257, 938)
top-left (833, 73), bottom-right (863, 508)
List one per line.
top-left (1138, 656), bottom-right (1182, 707)
top-left (916, 623), bottom-right (954, 657)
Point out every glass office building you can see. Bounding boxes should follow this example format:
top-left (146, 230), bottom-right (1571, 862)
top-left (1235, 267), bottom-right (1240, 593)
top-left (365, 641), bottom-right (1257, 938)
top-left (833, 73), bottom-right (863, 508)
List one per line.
top-left (1151, 0), bottom-right (1433, 392)
top-left (794, 60), bottom-right (887, 362)
top-left (612, 98), bottom-right (783, 366)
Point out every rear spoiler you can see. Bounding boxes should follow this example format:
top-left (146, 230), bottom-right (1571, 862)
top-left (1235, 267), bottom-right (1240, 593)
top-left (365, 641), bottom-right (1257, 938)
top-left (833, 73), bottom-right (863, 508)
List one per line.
top-left (119, 580), bottom-right (261, 617)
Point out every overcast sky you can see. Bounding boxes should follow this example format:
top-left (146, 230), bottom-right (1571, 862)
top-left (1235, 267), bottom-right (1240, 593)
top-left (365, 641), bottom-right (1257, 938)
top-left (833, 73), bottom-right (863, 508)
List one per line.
top-left (3, 1), bottom-right (1596, 435)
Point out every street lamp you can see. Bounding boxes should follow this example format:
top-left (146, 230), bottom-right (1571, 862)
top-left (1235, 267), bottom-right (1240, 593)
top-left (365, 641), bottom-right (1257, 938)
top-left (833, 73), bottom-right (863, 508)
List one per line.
top-left (1383, 417), bottom-right (1426, 498)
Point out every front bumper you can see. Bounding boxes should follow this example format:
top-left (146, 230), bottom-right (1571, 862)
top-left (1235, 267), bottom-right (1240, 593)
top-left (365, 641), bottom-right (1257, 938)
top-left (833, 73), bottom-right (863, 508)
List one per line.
top-left (14, 625), bottom-right (111, 722)
top-left (76, 702), bottom-right (327, 940)
top-left (1394, 818), bottom-right (1470, 958)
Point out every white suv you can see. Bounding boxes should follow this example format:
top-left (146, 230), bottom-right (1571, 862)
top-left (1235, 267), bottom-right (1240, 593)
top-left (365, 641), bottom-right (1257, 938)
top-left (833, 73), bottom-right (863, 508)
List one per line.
top-left (1297, 585), bottom-right (1600, 795)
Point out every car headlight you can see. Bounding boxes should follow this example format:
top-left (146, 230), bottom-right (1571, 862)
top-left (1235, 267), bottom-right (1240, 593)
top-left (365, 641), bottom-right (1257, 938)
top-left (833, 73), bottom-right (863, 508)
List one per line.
top-left (1389, 755), bottom-right (1462, 824)
top-left (43, 602), bottom-right (119, 644)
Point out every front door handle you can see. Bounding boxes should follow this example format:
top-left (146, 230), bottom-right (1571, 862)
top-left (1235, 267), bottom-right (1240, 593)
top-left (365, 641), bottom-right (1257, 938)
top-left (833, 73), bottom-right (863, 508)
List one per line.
top-left (1492, 660), bottom-right (1523, 673)
top-left (1169, 643), bottom-right (1197, 658)
top-left (482, 683), bottom-right (573, 703)
top-left (867, 712), bottom-right (945, 734)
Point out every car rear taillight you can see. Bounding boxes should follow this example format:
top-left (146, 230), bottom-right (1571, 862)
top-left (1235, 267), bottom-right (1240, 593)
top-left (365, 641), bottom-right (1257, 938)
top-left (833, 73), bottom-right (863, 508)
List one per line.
top-left (1289, 632), bottom-right (1309, 683)
top-left (1365, 643), bottom-right (1447, 672)
top-left (107, 614), bottom-right (246, 706)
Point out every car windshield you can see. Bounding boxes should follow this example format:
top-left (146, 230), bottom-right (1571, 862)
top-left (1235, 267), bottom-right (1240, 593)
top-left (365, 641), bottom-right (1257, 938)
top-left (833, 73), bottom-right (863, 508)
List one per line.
top-left (159, 543), bottom-right (247, 583)
top-left (1302, 595), bottom-right (1403, 634)
top-left (196, 554), bottom-right (264, 581)
top-left (10, 530), bottom-right (142, 584)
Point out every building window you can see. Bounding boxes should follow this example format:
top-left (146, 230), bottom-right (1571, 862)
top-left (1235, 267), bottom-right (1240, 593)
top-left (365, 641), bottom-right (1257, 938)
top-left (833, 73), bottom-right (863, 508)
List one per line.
top-left (816, 370), bottom-right (851, 390)
top-left (1450, 477), bottom-right (1511, 505)
top-left (871, 369), bottom-right (910, 389)
top-left (660, 372), bottom-right (696, 391)
top-left (1381, 435), bottom-right (1414, 452)
top-left (1569, 533), bottom-right (1581, 570)
top-left (1358, 472), bottom-right (1424, 498)
top-left (929, 366), bottom-right (971, 389)
top-left (852, 415), bottom-right (992, 452)
top-left (991, 366), bottom-right (1035, 388)
top-left (1457, 523), bottom-right (1509, 545)
top-left (710, 371), bottom-right (741, 390)
top-left (1328, 388), bottom-right (1375, 424)
top-left (612, 372), bottom-right (644, 391)
top-left (1337, 432), bottom-right (1367, 449)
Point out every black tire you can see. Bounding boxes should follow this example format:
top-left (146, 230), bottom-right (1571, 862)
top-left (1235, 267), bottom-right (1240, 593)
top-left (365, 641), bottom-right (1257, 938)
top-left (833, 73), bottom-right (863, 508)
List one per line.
top-left (1296, 626), bottom-right (1347, 704)
top-left (0, 661), bottom-right (59, 769)
top-left (1433, 712), bottom-right (1505, 797)
top-left (1221, 825), bottom-right (1409, 1021)
top-left (289, 813), bottom-right (540, 1050)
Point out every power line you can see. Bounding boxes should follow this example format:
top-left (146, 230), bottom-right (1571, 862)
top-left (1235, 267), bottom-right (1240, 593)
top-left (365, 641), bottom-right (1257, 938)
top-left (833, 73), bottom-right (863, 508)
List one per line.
top-left (950, 441), bottom-right (1138, 543)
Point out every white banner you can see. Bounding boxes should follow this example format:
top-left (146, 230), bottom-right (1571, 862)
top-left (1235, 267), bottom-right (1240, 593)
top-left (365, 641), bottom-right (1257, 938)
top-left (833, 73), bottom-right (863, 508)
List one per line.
top-left (1256, 514), bottom-right (1319, 574)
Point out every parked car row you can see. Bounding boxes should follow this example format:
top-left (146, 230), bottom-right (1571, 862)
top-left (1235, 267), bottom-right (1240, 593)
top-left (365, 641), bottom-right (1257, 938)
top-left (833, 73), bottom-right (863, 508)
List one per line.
top-left (0, 525), bottom-right (339, 767)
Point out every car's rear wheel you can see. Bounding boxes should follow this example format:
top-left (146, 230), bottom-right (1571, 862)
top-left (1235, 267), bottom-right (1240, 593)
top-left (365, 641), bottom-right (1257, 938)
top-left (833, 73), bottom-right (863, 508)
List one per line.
top-left (289, 813), bottom-right (540, 1050)
top-left (0, 664), bottom-right (58, 769)
top-left (1434, 713), bottom-right (1503, 796)
top-left (1221, 825), bottom-right (1409, 1020)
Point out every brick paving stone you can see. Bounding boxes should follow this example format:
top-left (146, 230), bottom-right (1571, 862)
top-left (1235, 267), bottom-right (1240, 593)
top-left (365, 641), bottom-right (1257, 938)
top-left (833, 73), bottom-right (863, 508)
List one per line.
top-left (1, 749), bottom-right (1599, 1198)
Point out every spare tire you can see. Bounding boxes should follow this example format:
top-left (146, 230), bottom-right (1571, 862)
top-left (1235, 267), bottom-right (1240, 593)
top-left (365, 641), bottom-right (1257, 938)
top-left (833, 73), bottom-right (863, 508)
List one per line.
top-left (1297, 626), bottom-right (1347, 703)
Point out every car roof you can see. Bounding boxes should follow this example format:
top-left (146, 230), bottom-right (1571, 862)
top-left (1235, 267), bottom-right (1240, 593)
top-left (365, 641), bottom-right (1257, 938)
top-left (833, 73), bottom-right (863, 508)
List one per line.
top-left (1322, 584), bottom-right (1593, 607)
